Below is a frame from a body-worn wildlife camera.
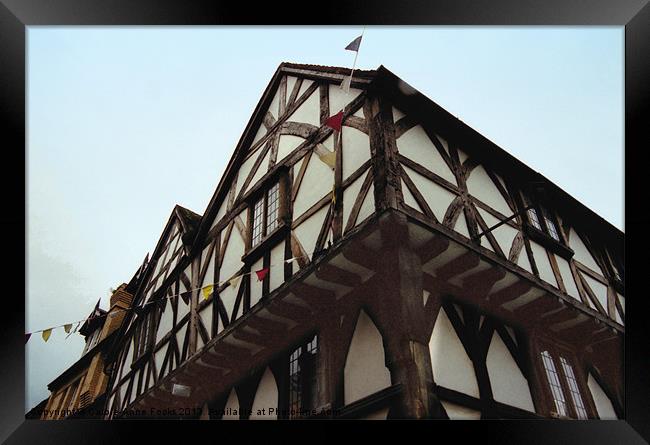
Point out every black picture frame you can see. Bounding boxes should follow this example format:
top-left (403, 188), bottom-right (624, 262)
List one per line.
top-left (2, 0), bottom-right (647, 443)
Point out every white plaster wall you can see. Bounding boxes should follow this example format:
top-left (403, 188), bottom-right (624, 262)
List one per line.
top-left (250, 124), bottom-right (267, 147)
top-left (401, 179), bottom-right (421, 212)
top-left (297, 79), bottom-right (314, 98)
top-left (250, 257), bottom-right (264, 308)
top-left (587, 374), bottom-right (618, 419)
top-left (556, 256), bottom-right (581, 301)
top-left (403, 165), bottom-right (457, 222)
top-left (201, 246), bottom-right (216, 288)
top-left (396, 125), bottom-right (457, 185)
top-left (429, 308), bottom-right (480, 398)
top-left (236, 151), bottom-right (259, 198)
top-left (517, 248), bottom-right (534, 274)
top-left (250, 367), bottom-right (279, 419)
top-left (220, 228), bottom-right (245, 284)
top-left (476, 208), bottom-right (518, 256)
top-left (343, 173), bottom-right (365, 229)
top-left (329, 84), bottom-right (362, 116)
top-left (454, 213), bottom-right (471, 239)
top-left (268, 82), bottom-right (282, 119)
top-left (156, 299), bottom-right (174, 344)
top-left (392, 107), bottom-right (405, 121)
top-left (342, 126), bottom-right (371, 180)
top-left (218, 284), bottom-right (238, 333)
top-left (286, 76), bottom-right (298, 100)
top-left (269, 242), bottom-right (285, 293)
top-left (199, 303), bottom-right (213, 343)
top-left (293, 154), bottom-right (334, 218)
top-left (244, 150), bottom-right (271, 196)
top-left (222, 389), bottom-right (240, 420)
top-left (465, 165), bottom-right (511, 216)
top-left (293, 205), bottom-right (329, 261)
top-left (287, 88), bottom-right (320, 126)
top-left (486, 333), bottom-right (535, 412)
top-left (154, 346), bottom-right (166, 379)
top-left (441, 401), bottom-right (481, 420)
top-left (583, 274), bottom-right (609, 313)
top-left (568, 229), bottom-right (604, 275)
top-left (277, 134), bottom-right (305, 165)
top-left (344, 311), bottom-right (392, 405)
top-left (529, 241), bottom-right (559, 288)
top-left (356, 183), bottom-right (375, 226)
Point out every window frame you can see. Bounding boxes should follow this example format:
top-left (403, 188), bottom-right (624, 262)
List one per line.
top-left (243, 167), bottom-right (290, 263)
top-left (520, 193), bottom-right (574, 260)
top-left (286, 334), bottom-right (319, 419)
top-left (538, 344), bottom-right (591, 419)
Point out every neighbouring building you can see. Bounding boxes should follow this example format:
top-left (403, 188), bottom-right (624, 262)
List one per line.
top-left (98, 63), bottom-right (623, 420)
top-left (40, 283), bottom-right (135, 419)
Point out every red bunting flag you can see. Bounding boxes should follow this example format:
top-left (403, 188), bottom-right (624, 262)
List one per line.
top-left (25, 333), bottom-right (31, 344)
top-left (255, 268), bottom-right (269, 282)
top-left (325, 111), bottom-right (343, 132)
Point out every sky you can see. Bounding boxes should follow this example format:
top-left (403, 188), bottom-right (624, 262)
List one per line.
top-left (26, 26), bottom-right (624, 411)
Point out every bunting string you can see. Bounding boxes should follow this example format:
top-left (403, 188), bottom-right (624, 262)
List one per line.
top-left (25, 244), bottom-right (339, 342)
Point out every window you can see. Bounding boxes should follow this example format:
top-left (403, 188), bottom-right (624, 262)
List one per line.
top-left (541, 207), bottom-right (560, 242)
top-left (134, 312), bottom-right (153, 358)
top-left (541, 350), bottom-right (568, 417)
top-left (288, 335), bottom-right (318, 419)
top-left (540, 350), bottom-right (589, 419)
top-left (247, 176), bottom-right (288, 251)
top-left (559, 357), bottom-right (588, 419)
top-left (82, 329), bottom-right (101, 355)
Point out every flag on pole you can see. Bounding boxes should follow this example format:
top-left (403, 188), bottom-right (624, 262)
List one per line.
top-left (42, 329), bottom-right (52, 342)
top-left (64, 324), bottom-right (72, 334)
top-left (202, 285), bottom-right (214, 300)
top-left (345, 35), bottom-right (363, 52)
top-left (325, 111), bottom-right (343, 132)
top-left (25, 333), bottom-right (31, 344)
top-left (255, 268), bottom-right (269, 282)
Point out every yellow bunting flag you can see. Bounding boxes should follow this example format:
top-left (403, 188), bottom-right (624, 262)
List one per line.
top-left (64, 324), bottom-right (72, 334)
top-left (42, 329), bottom-right (52, 342)
top-left (318, 150), bottom-right (336, 170)
top-left (331, 184), bottom-right (337, 206)
top-left (202, 285), bottom-right (214, 300)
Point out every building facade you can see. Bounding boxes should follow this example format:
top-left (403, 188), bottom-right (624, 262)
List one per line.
top-left (41, 284), bottom-right (134, 419)
top-left (101, 63), bottom-right (624, 420)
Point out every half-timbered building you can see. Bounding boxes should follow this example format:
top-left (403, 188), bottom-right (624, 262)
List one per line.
top-left (102, 63), bottom-right (624, 420)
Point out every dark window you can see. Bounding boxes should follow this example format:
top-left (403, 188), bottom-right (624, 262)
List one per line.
top-left (247, 177), bottom-right (288, 252)
top-left (541, 350), bottom-right (568, 417)
top-left (541, 350), bottom-right (588, 419)
top-left (559, 357), bottom-right (588, 419)
top-left (288, 335), bottom-right (318, 419)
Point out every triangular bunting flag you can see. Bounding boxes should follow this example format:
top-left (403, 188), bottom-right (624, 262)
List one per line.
top-left (64, 323), bottom-right (72, 334)
top-left (331, 183), bottom-right (337, 206)
top-left (340, 76), bottom-right (352, 93)
top-left (255, 268), bottom-right (269, 282)
top-left (317, 150), bottom-right (336, 170)
top-left (325, 111), bottom-right (343, 132)
top-left (345, 35), bottom-right (363, 52)
top-left (25, 333), bottom-right (31, 344)
top-left (202, 285), bottom-right (214, 300)
top-left (180, 291), bottom-right (191, 306)
top-left (229, 274), bottom-right (242, 288)
top-left (42, 329), bottom-right (52, 342)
